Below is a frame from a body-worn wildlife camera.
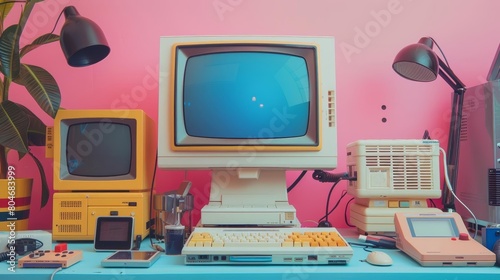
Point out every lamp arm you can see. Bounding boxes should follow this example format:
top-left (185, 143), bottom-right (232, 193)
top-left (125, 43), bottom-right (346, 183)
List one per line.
top-left (442, 88), bottom-right (465, 211)
top-left (438, 57), bottom-right (466, 91)
top-left (436, 56), bottom-right (466, 211)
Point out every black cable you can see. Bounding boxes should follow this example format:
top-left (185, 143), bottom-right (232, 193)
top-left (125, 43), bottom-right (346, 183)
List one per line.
top-left (348, 241), bottom-right (377, 251)
top-left (148, 151), bottom-right (159, 250)
top-left (312, 170), bottom-right (356, 227)
top-left (430, 37), bottom-right (451, 68)
top-left (312, 170), bottom-right (349, 183)
top-left (322, 190), bottom-right (349, 222)
top-left (48, 7), bottom-right (65, 35)
top-left (286, 170), bottom-right (307, 193)
top-left (0, 251), bottom-right (9, 262)
top-left (344, 197), bottom-right (355, 227)
top-left (428, 198), bottom-right (437, 208)
top-left (317, 179), bottom-right (342, 226)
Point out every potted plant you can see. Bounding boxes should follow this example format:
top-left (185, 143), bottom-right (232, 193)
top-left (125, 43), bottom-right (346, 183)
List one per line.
top-left (0, 0), bottom-right (109, 229)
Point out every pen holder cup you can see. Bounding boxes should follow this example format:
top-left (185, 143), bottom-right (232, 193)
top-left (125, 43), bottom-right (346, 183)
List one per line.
top-left (165, 224), bottom-right (185, 255)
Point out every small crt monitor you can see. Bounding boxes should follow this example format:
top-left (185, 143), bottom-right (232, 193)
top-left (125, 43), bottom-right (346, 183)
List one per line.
top-left (51, 109), bottom-right (156, 192)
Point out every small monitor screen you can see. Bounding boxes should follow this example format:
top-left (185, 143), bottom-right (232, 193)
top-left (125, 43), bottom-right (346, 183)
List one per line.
top-left (99, 220), bottom-right (131, 242)
top-left (66, 122), bottom-right (132, 177)
top-left (408, 217), bottom-right (459, 237)
top-left (183, 52), bottom-right (310, 139)
top-left (94, 216), bottom-right (134, 251)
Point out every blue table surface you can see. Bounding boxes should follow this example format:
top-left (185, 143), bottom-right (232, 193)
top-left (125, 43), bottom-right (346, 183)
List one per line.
top-left (1, 228), bottom-right (499, 280)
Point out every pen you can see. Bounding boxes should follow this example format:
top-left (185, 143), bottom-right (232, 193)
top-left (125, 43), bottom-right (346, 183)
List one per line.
top-left (359, 235), bottom-right (397, 249)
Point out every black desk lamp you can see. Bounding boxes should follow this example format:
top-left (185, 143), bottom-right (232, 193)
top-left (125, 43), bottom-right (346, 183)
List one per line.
top-left (392, 37), bottom-right (466, 212)
top-left (60, 6), bottom-right (110, 67)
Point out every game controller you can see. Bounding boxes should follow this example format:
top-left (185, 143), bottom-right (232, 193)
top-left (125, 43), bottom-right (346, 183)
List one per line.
top-left (18, 244), bottom-right (82, 268)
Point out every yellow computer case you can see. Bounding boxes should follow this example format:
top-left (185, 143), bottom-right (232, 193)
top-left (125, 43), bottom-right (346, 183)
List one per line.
top-left (52, 192), bottom-right (150, 241)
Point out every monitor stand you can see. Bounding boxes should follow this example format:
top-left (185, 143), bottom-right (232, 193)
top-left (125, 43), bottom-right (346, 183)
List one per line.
top-left (200, 168), bottom-right (300, 227)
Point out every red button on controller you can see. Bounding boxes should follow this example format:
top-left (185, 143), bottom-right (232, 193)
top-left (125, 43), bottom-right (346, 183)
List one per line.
top-left (55, 243), bottom-right (68, 252)
top-left (458, 233), bottom-right (469, 240)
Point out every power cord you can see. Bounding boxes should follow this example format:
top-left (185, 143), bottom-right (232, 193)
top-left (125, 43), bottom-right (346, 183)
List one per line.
top-left (312, 170), bottom-right (351, 182)
top-left (312, 170), bottom-right (356, 227)
top-left (344, 197), bottom-right (355, 227)
top-left (50, 267), bottom-right (63, 280)
top-left (0, 238), bottom-right (44, 262)
top-left (439, 147), bottom-right (479, 238)
top-left (287, 170), bottom-right (307, 193)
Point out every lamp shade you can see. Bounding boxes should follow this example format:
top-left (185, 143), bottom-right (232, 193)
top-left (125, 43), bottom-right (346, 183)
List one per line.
top-left (60, 6), bottom-right (110, 67)
top-left (392, 37), bottom-right (438, 82)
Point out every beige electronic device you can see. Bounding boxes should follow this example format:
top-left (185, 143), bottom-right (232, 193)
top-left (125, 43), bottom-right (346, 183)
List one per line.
top-left (346, 139), bottom-right (442, 234)
top-left (394, 212), bottom-right (496, 266)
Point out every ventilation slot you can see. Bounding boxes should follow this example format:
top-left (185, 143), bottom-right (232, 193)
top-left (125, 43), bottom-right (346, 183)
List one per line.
top-left (57, 225), bottom-right (82, 233)
top-left (460, 97), bottom-right (478, 142)
top-left (488, 169), bottom-right (500, 206)
top-left (61, 201), bottom-right (82, 208)
top-left (59, 212), bottom-right (82, 221)
top-left (327, 90), bottom-right (336, 127)
top-left (364, 144), bottom-right (435, 191)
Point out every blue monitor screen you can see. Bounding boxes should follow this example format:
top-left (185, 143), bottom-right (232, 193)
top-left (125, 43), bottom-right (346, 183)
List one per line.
top-left (66, 122), bottom-right (132, 177)
top-left (183, 52), bottom-right (310, 139)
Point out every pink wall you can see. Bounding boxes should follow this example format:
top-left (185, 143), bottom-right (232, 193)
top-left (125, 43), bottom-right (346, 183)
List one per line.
top-left (7, 0), bottom-right (500, 230)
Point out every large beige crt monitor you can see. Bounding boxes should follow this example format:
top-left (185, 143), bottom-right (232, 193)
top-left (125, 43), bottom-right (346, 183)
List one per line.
top-left (157, 36), bottom-right (338, 227)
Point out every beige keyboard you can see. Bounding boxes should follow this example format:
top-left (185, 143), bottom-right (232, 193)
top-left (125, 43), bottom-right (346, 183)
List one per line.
top-left (182, 227), bottom-right (353, 265)
top-left (186, 229), bottom-right (348, 248)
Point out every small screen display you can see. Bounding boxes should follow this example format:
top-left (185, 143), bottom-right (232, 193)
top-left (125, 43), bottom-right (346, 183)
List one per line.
top-left (183, 52), bottom-right (310, 139)
top-left (108, 251), bottom-right (157, 260)
top-left (94, 217), bottom-right (134, 250)
top-left (99, 220), bottom-right (131, 242)
top-left (408, 217), bottom-right (459, 237)
top-left (66, 122), bottom-right (132, 176)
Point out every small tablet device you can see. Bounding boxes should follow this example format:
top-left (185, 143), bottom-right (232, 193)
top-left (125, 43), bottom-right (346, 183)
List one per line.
top-left (101, 251), bottom-right (161, 268)
top-left (94, 216), bottom-right (134, 251)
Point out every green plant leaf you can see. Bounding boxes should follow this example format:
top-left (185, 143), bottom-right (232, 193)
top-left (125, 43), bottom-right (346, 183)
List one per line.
top-left (27, 150), bottom-right (49, 208)
top-left (0, 0), bottom-right (40, 82)
top-left (0, 1), bottom-right (15, 32)
top-left (20, 33), bottom-right (60, 58)
top-left (0, 24), bottom-right (21, 80)
top-left (0, 100), bottom-right (29, 153)
top-left (16, 64), bottom-right (61, 118)
top-left (17, 103), bottom-right (47, 146)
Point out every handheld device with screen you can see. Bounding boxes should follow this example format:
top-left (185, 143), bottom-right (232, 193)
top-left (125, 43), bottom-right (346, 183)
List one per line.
top-left (101, 250), bottom-right (161, 268)
top-left (394, 212), bottom-right (496, 266)
top-left (94, 216), bottom-right (134, 251)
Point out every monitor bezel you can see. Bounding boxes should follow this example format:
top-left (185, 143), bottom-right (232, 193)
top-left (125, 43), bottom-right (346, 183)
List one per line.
top-left (158, 36), bottom-right (337, 170)
top-left (172, 43), bottom-right (319, 149)
top-left (53, 109), bottom-right (156, 192)
top-left (58, 118), bottom-right (137, 181)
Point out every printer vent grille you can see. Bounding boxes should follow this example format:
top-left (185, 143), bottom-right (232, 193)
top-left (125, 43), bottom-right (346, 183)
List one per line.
top-left (488, 169), bottom-right (500, 206)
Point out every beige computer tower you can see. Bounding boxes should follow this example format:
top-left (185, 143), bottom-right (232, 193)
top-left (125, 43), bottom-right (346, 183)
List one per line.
top-left (346, 139), bottom-right (442, 234)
